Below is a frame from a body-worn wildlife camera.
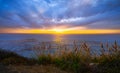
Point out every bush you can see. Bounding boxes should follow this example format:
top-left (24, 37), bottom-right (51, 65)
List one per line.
top-left (37, 54), bottom-right (52, 65)
top-left (0, 49), bottom-right (36, 65)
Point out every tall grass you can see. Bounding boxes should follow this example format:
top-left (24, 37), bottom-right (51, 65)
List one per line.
top-left (35, 41), bottom-right (120, 73)
top-left (0, 40), bottom-right (120, 73)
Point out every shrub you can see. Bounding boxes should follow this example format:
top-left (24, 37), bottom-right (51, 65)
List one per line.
top-left (0, 49), bottom-right (36, 65)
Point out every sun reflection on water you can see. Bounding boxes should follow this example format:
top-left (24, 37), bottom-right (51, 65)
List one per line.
top-left (54, 34), bottom-right (64, 43)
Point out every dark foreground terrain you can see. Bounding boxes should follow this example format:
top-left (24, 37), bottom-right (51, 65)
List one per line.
top-left (0, 41), bottom-right (120, 73)
top-left (0, 65), bottom-right (68, 73)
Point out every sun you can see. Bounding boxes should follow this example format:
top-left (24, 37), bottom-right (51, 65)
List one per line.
top-left (52, 28), bottom-right (65, 33)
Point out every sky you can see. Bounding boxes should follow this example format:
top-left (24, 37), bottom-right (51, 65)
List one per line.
top-left (0, 0), bottom-right (120, 34)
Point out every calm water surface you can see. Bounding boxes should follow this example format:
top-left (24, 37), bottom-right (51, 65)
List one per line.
top-left (0, 34), bottom-right (120, 57)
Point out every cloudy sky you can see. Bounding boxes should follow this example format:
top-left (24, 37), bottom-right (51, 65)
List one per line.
top-left (0, 0), bottom-right (120, 33)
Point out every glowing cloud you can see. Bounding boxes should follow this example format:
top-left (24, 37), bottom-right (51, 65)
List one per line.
top-left (0, 0), bottom-right (120, 34)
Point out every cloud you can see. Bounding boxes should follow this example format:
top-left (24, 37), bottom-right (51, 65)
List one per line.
top-left (51, 17), bottom-right (84, 23)
top-left (0, 0), bottom-right (120, 29)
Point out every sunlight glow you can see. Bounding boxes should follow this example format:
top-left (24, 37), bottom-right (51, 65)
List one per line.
top-left (51, 28), bottom-right (66, 33)
top-left (0, 28), bottom-right (120, 34)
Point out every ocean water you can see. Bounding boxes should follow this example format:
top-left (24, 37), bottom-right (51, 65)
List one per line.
top-left (0, 34), bottom-right (120, 57)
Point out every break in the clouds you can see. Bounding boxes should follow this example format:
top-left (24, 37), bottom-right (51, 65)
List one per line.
top-left (0, 0), bottom-right (120, 29)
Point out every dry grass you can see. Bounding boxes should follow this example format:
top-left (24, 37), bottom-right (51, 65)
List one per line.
top-left (7, 65), bottom-right (69, 73)
top-left (35, 41), bottom-right (120, 73)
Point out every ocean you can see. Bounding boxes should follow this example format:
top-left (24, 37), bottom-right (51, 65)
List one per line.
top-left (0, 34), bottom-right (120, 57)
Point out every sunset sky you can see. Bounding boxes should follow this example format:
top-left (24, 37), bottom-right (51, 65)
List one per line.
top-left (0, 0), bottom-right (120, 34)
